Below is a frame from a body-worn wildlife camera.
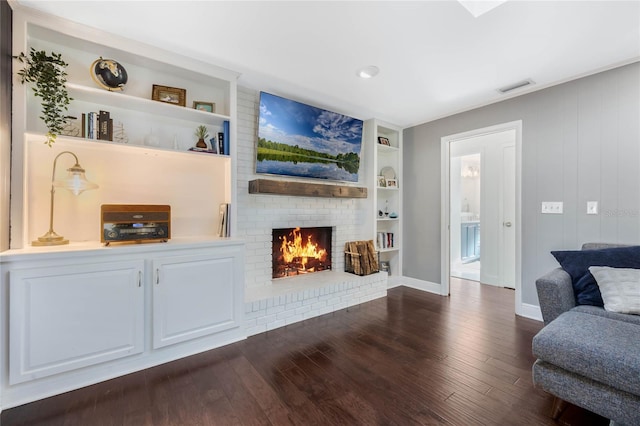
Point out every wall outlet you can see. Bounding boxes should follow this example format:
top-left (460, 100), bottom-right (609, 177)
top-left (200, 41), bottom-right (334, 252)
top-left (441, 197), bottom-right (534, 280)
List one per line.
top-left (541, 201), bottom-right (563, 214)
top-left (587, 201), bottom-right (598, 215)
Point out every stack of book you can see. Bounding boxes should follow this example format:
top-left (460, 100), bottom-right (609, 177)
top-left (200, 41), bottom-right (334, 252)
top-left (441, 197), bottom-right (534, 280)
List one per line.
top-left (82, 110), bottom-right (113, 141)
top-left (377, 232), bottom-right (394, 249)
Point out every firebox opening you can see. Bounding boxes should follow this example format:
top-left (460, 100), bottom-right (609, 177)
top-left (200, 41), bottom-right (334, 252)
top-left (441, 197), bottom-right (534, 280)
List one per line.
top-left (272, 227), bottom-right (332, 279)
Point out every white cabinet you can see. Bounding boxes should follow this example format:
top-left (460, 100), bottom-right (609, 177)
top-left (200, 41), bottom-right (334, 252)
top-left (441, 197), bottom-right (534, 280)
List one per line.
top-left (9, 260), bottom-right (144, 384)
top-left (366, 120), bottom-right (403, 284)
top-left (152, 249), bottom-right (243, 349)
top-left (0, 239), bottom-right (245, 409)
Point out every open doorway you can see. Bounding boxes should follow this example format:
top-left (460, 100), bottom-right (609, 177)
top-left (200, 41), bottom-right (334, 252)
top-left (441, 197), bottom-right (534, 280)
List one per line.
top-left (450, 153), bottom-right (481, 282)
top-left (441, 121), bottom-right (523, 313)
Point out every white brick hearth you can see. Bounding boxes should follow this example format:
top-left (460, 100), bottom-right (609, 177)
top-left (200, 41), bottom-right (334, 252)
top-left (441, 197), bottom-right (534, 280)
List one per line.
top-left (236, 87), bottom-right (384, 334)
top-left (244, 271), bottom-right (387, 336)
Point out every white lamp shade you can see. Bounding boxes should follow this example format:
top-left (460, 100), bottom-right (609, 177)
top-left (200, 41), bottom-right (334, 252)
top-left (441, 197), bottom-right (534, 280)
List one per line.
top-left (53, 167), bottom-right (99, 195)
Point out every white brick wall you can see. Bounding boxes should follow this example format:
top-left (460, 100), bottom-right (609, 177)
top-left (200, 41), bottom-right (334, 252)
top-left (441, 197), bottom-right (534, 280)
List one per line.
top-left (236, 87), bottom-right (371, 289)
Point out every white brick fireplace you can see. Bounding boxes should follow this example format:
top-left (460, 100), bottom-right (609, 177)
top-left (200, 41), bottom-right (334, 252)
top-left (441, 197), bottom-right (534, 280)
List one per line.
top-left (236, 87), bottom-right (387, 335)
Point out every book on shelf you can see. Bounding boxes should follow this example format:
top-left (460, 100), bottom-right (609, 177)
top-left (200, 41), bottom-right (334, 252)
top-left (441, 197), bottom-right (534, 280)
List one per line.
top-left (218, 203), bottom-right (231, 237)
top-left (81, 111), bottom-right (114, 141)
top-left (217, 132), bottom-right (224, 155)
top-left (98, 111), bottom-right (108, 140)
top-left (377, 232), bottom-right (394, 249)
top-left (209, 137), bottom-right (219, 154)
top-left (86, 112), bottom-right (97, 139)
top-left (222, 120), bottom-right (230, 155)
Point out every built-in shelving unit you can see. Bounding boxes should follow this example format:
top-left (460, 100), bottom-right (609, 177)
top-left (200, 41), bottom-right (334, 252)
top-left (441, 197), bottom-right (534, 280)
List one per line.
top-left (366, 119), bottom-right (403, 285)
top-left (10, 6), bottom-right (239, 247)
top-left (1, 5), bottom-right (246, 412)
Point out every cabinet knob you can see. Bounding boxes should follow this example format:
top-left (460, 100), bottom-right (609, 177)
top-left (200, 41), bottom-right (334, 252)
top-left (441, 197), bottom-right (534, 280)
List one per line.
top-left (504, 221), bottom-right (512, 227)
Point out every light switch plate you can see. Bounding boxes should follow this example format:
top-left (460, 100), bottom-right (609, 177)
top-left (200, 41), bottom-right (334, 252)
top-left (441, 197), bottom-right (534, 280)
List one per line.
top-left (587, 201), bottom-right (598, 215)
top-left (541, 201), bottom-right (563, 214)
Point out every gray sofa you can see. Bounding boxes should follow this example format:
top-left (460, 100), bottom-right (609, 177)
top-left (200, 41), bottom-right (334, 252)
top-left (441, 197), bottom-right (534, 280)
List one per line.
top-left (532, 243), bottom-right (640, 425)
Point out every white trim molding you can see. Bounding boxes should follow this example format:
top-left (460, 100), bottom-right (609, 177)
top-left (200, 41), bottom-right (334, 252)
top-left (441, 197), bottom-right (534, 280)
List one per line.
top-left (519, 303), bottom-right (543, 322)
top-left (397, 276), bottom-right (442, 295)
top-left (441, 120), bottom-right (524, 309)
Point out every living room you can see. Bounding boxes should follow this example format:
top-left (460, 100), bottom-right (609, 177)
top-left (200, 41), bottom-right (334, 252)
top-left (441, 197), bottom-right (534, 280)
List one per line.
top-left (0, 1), bottom-right (639, 424)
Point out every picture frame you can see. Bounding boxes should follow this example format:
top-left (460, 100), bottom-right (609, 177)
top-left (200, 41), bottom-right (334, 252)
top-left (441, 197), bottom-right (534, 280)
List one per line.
top-left (380, 260), bottom-right (390, 274)
top-left (378, 136), bottom-right (390, 146)
top-left (377, 175), bottom-right (387, 187)
top-left (152, 84), bottom-right (186, 107)
top-left (386, 179), bottom-right (398, 188)
top-left (193, 101), bottom-right (215, 113)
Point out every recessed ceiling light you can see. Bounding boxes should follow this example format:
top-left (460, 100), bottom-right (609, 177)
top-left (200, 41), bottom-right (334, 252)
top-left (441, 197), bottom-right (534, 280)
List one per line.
top-left (357, 65), bottom-right (379, 79)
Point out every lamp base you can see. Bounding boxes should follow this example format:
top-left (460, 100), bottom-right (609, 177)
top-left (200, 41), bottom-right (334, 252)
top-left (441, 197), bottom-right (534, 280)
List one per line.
top-left (32, 230), bottom-right (69, 246)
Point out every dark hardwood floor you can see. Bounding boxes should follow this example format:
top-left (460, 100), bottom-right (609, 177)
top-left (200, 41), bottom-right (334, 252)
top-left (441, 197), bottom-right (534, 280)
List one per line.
top-left (2, 278), bottom-right (608, 425)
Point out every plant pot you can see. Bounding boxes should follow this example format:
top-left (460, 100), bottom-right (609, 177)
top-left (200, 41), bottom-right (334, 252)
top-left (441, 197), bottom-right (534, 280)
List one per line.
top-left (196, 138), bottom-right (207, 149)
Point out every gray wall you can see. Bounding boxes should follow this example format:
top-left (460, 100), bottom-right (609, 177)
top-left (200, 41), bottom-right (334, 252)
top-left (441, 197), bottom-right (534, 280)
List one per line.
top-left (403, 62), bottom-right (640, 306)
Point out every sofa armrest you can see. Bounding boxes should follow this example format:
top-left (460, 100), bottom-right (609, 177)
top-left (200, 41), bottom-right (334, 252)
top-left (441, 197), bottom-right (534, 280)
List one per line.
top-left (536, 268), bottom-right (576, 325)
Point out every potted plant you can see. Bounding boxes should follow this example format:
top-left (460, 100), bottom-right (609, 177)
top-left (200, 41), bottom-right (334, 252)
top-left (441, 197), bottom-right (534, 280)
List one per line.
top-left (14, 48), bottom-right (72, 147)
top-left (194, 125), bottom-right (209, 149)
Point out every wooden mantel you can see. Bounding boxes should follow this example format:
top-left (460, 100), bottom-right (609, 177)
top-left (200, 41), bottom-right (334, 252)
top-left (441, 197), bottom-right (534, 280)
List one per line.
top-left (248, 179), bottom-right (367, 198)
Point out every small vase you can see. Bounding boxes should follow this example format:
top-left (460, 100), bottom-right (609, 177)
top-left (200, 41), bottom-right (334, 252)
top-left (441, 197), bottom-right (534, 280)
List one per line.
top-left (196, 138), bottom-right (207, 149)
top-left (144, 127), bottom-right (160, 146)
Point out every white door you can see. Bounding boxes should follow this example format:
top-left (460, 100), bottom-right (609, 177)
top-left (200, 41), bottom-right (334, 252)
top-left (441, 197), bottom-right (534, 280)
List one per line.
top-left (9, 260), bottom-right (145, 384)
top-left (152, 251), bottom-right (241, 349)
top-left (500, 143), bottom-right (516, 289)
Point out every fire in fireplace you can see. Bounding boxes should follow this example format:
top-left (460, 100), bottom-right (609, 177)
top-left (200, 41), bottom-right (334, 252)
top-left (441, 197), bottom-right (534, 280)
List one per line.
top-left (272, 227), bottom-right (332, 278)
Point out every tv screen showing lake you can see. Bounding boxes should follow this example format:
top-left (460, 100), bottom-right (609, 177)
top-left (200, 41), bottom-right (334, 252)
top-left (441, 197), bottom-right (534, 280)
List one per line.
top-left (256, 92), bottom-right (363, 182)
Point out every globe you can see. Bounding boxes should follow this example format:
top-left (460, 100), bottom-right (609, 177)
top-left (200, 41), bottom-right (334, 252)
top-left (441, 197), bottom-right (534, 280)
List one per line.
top-left (91, 57), bottom-right (128, 91)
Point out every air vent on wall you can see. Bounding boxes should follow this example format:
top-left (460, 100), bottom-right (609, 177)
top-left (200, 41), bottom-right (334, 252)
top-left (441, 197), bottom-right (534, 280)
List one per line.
top-left (497, 79), bottom-right (535, 94)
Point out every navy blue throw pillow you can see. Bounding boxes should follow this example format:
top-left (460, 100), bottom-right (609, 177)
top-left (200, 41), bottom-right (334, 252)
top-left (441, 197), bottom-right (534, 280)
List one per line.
top-left (551, 246), bottom-right (640, 306)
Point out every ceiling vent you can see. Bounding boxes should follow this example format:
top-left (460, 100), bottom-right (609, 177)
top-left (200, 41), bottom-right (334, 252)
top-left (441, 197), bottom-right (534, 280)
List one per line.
top-left (497, 79), bottom-right (535, 94)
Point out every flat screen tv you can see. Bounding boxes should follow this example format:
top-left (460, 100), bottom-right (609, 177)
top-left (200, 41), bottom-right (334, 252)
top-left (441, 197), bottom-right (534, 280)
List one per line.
top-left (256, 92), bottom-right (363, 182)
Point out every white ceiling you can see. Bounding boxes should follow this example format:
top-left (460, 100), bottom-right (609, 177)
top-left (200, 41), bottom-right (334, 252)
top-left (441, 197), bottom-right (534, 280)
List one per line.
top-left (15, 0), bottom-right (640, 128)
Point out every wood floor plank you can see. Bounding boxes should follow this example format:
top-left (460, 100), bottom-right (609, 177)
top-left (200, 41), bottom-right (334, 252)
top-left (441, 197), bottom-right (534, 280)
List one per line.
top-left (1, 281), bottom-right (609, 426)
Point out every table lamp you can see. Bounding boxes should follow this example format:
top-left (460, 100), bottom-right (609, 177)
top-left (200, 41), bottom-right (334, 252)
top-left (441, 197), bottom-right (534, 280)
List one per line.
top-left (32, 151), bottom-right (99, 246)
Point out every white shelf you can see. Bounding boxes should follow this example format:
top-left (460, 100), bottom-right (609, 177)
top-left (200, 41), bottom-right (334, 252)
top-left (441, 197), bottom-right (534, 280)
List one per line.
top-left (67, 83), bottom-right (231, 126)
top-left (29, 132), bottom-right (231, 158)
top-left (378, 247), bottom-right (400, 253)
top-left (377, 218), bottom-right (399, 222)
top-left (377, 144), bottom-right (399, 153)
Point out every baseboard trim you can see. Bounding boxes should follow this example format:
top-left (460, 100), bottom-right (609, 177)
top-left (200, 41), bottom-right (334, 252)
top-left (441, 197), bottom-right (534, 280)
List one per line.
top-left (396, 276), bottom-right (443, 295)
top-left (518, 302), bottom-right (543, 322)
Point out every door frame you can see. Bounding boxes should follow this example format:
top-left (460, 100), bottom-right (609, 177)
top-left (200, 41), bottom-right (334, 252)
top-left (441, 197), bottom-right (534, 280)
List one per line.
top-left (440, 120), bottom-right (523, 315)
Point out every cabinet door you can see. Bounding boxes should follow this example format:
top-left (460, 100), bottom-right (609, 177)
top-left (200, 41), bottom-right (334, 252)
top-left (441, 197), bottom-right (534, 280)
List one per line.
top-left (152, 251), bottom-right (240, 349)
top-left (9, 260), bottom-right (144, 384)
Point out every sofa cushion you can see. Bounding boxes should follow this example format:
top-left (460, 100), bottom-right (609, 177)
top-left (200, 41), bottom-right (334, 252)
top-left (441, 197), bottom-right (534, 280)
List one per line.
top-left (532, 311), bottom-right (640, 396)
top-left (572, 305), bottom-right (640, 326)
top-left (551, 245), bottom-right (640, 306)
top-left (589, 266), bottom-right (640, 315)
